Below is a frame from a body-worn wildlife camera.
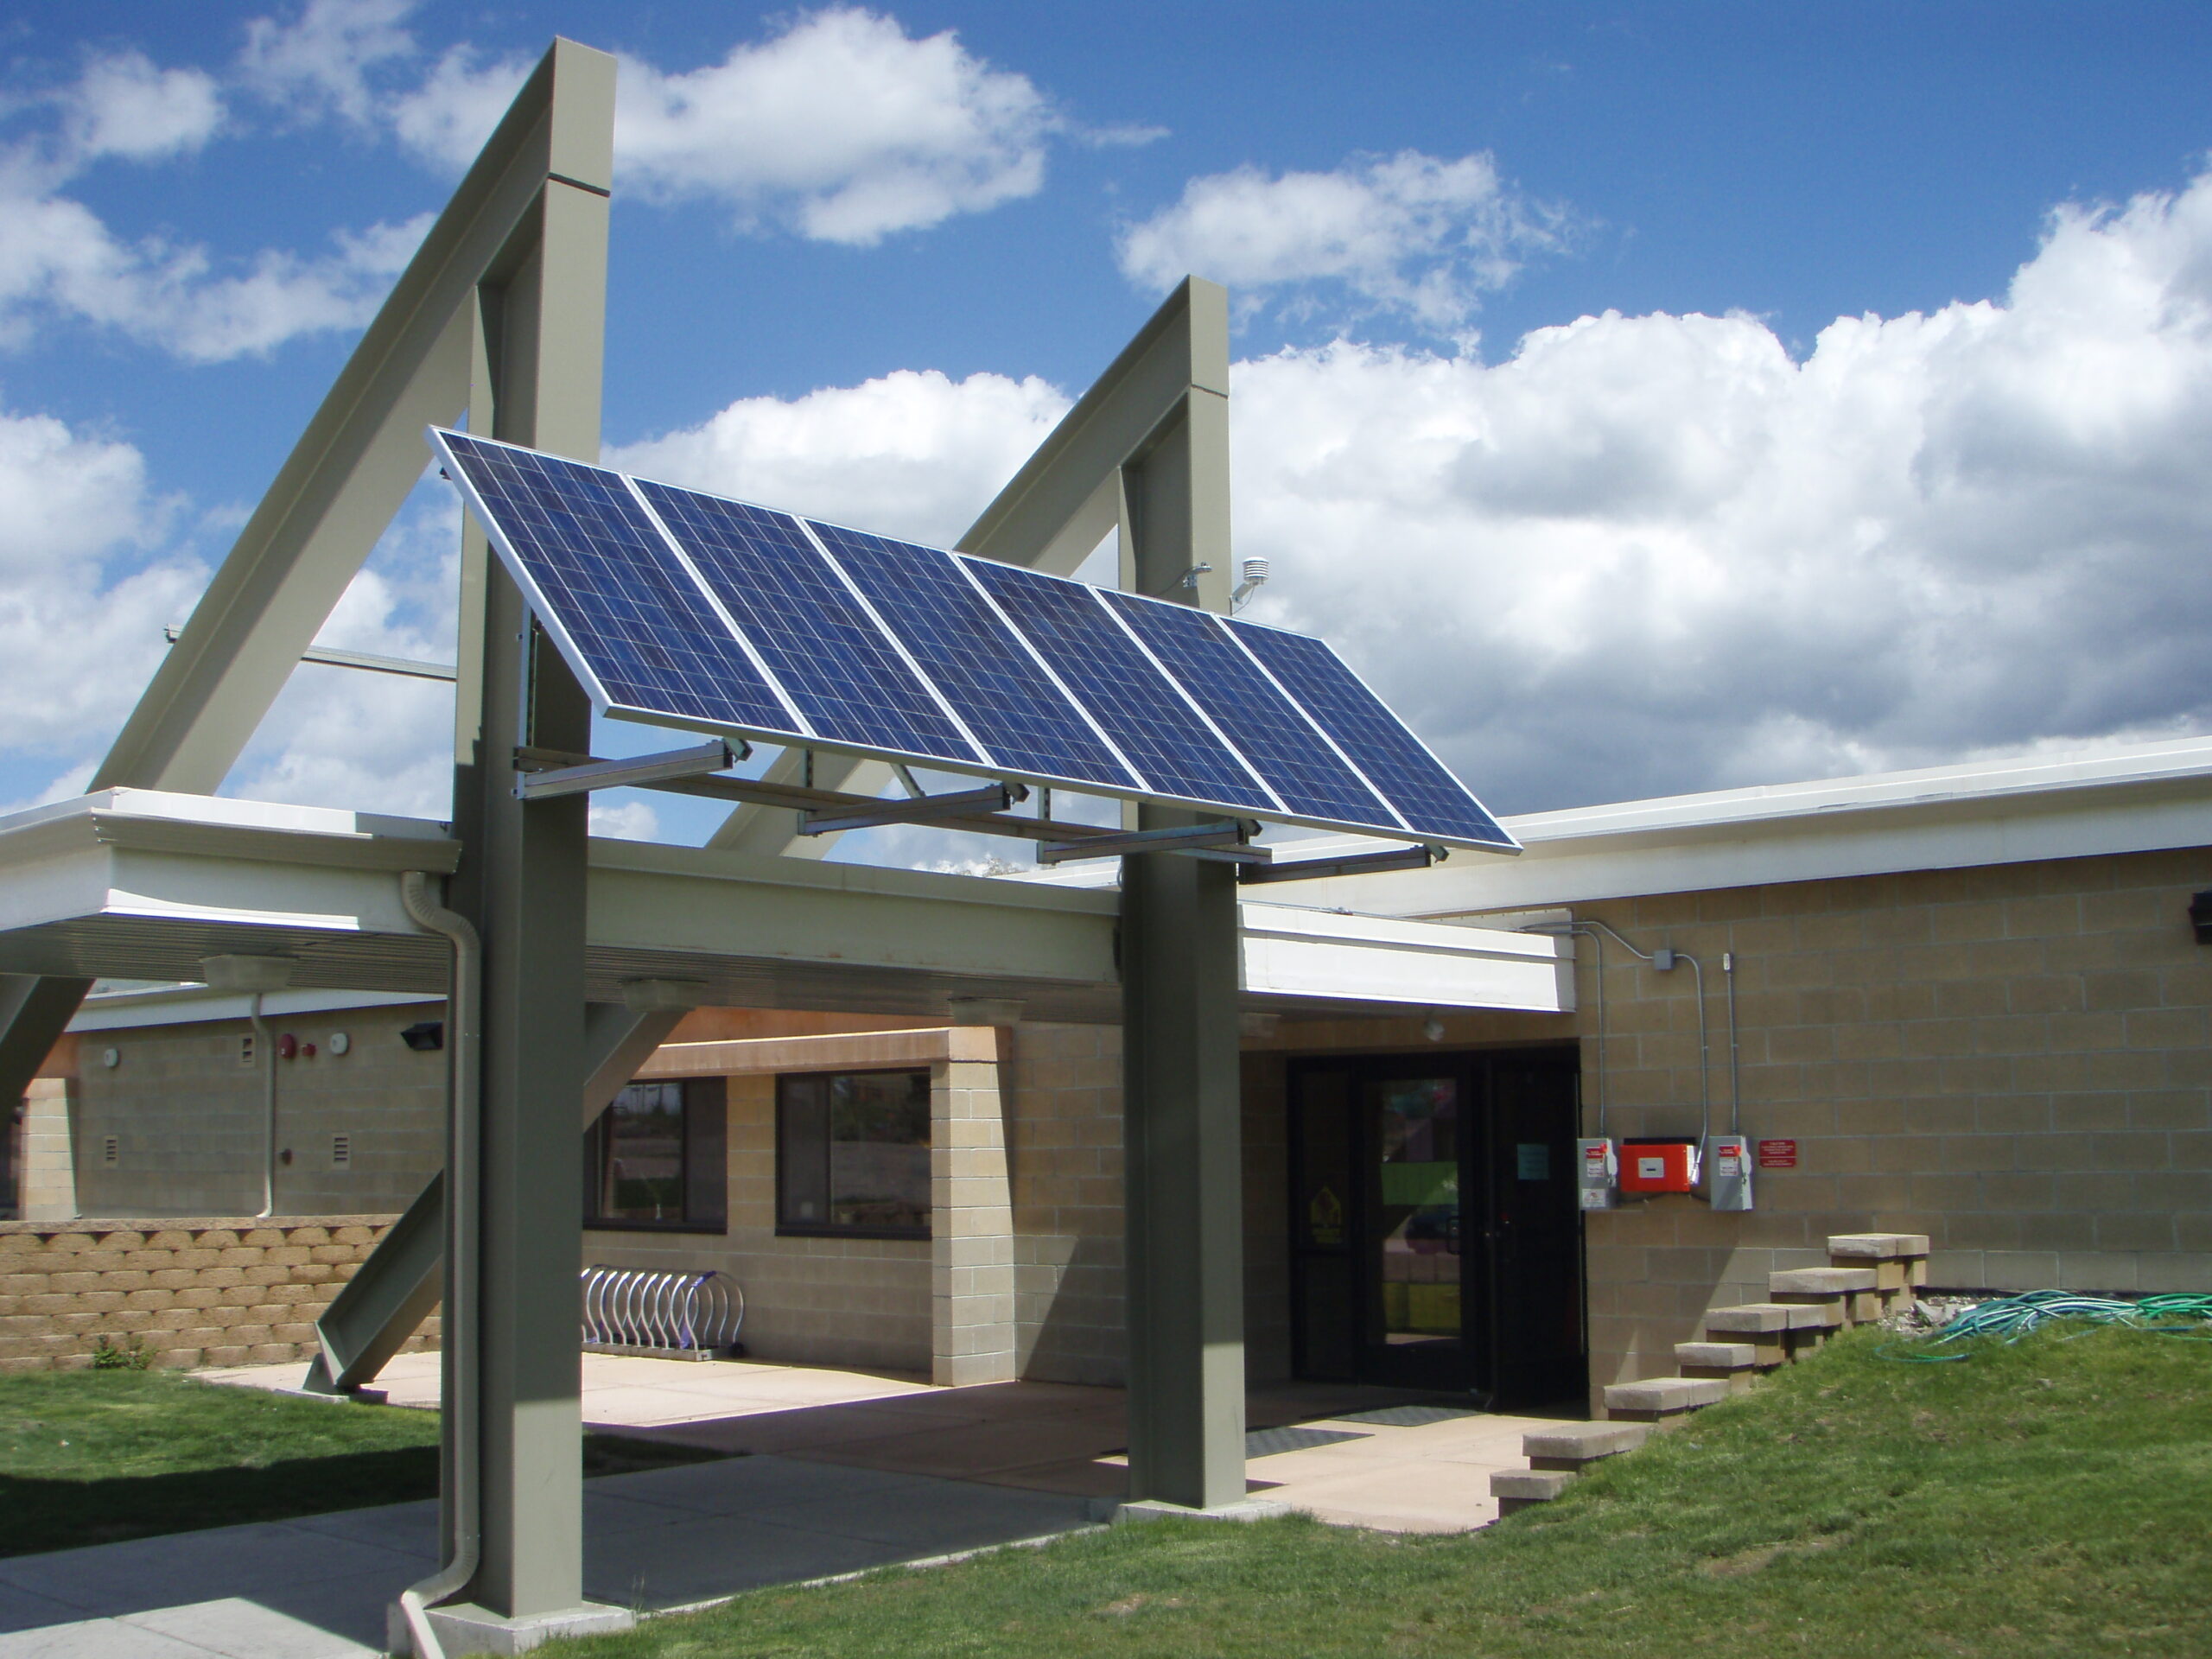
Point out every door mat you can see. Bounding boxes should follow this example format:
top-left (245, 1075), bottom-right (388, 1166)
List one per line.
top-left (1327, 1404), bottom-right (1487, 1427)
top-left (1244, 1426), bottom-right (1371, 1459)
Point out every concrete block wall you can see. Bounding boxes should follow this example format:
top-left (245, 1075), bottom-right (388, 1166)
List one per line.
top-left (65, 1003), bottom-right (445, 1217)
top-left (1521, 844), bottom-right (2212, 1397)
top-left (933, 1032), bottom-right (1016, 1387)
top-left (0, 1216), bottom-right (429, 1372)
top-left (587, 1065), bottom-right (931, 1375)
top-left (19, 1080), bottom-right (77, 1222)
top-left (1003, 1022), bottom-right (1126, 1385)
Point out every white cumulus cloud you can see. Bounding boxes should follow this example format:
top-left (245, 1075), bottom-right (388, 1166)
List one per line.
top-left (1118, 149), bottom-right (1566, 334)
top-left (0, 42), bottom-right (431, 364)
top-left (240, 0), bottom-right (419, 126)
top-left (609, 368), bottom-right (1071, 546)
top-left (0, 405), bottom-right (204, 785)
top-left (59, 52), bottom-right (225, 162)
top-left (391, 7), bottom-right (1059, 245)
top-left (1230, 166), bottom-right (2212, 810)
top-left (611, 164), bottom-right (2212, 823)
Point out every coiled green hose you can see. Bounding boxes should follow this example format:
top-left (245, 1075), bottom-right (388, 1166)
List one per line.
top-left (1881, 1288), bottom-right (2212, 1361)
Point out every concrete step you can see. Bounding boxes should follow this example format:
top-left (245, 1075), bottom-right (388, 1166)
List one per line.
top-left (1491, 1467), bottom-right (1577, 1514)
top-left (1827, 1232), bottom-right (1931, 1296)
top-left (1603, 1376), bottom-right (1729, 1423)
top-left (1771, 1267), bottom-right (1882, 1327)
top-left (1675, 1341), bottom-right (1761, 1389)
top-left (1701, 1302), bottom-right (1792, 1364)
top-left (1522, 1421), bottom-right (1650, 1471)
top-left (1770, 1266), bottom-right (1878, 1294)
top-left (1826, 1231), bottom-right (1930, 1259)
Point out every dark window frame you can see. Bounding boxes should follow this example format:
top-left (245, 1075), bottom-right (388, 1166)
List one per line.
top-left (775, 1068), bottom-right (932, 1241)
top-left (583, 1076), bottom-right (728, 1236)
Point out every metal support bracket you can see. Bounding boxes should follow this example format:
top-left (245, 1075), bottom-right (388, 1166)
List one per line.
top-left (512, 740), bottom-right (739, 799)
top-left (1038, 819), bottom-right (1268, 866)
top-left (799, 782), bottom-right (1027, 836)
top-left (164, 626), bottom-right (458, 683)
top-left (1237, 843), bottom-right (1446, 884)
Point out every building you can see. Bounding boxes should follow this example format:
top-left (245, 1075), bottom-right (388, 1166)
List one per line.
top-left (27, 733), bottom-right (2209, 1408)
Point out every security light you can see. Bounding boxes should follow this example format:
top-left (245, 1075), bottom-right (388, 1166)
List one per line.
top-left (400, 1020), bottom-right (445, 1052)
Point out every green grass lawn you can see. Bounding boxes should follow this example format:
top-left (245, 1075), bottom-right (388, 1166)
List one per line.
top-left (0, 1370), bottom-right (717, 1557)
top-left (549, 1323), bottom-right (2212, 1658)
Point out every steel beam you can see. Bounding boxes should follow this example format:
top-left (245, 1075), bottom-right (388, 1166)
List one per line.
top-left (436, 39), bottom-right (613, 1630)
top-left (704, 283), bottom-right (1234, 857)
top-left (1108, 281), bottom-right (1249, 1510)
top-left (304, 1000), bottom-right (684, 1397)
top-left (0, 38), bottom-right (629, 1121)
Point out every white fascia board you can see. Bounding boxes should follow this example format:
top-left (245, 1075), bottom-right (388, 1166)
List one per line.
top-left (1239, 902), bottom-right (1573, 1013)
top-left (587, 837), bottom-right (1122, 985)
top-left (1245, 737), bottom-right (2212, 918)
top-left (0, 789), bottom-right (460, 940)
top-left (71, 987), bottom-right (437, 1033)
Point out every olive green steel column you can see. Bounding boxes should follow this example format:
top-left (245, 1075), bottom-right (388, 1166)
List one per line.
top-left (444, 38), bottom-right (616, 1626)
top-left (1116, 279), bottom-right (1249, 1510)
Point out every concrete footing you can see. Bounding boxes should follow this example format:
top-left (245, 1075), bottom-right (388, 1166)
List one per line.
top-left (1108, 1497), bottom-right (1293, 1525)
top-left (391, 1599), bottom-right (635, 1656)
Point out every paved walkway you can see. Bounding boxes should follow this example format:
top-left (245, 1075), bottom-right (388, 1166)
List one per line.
top-left (0, 1354), bottom-right (1569, 1656)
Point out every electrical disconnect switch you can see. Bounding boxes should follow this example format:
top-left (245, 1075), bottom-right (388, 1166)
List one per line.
top-left (1576, 1137), bottom-right (1618, 1210)
top-left (1705, 1134), bottom-right (1754, 1211)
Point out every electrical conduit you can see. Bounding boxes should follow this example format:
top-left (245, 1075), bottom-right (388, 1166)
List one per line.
top-left (397, 871), bottom-right (481, 1659)
top-left (249, 992), bottom-right (276, 1219)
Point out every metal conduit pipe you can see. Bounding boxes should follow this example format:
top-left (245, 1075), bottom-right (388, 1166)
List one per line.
top-left (1681, 951), bottom-right (1712, 1150)
top-left (250, 992), bottom-right (276, 1219)
top-left (1724, 950), bottom-right (1743, 1135)
top-left (1527, 918), bottom-right (1713, 1149)
top-left (396, 871), bottom-right (482, 1659)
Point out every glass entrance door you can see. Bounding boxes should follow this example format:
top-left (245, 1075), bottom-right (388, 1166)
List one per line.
top-left (1367, 1074), bottom-right (1467, 1389)
top-left (1289, 1046), bottom-right (1586, 1403)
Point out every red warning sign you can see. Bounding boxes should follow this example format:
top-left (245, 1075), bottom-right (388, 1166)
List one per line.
top-left (1757, 1139), bottom-right (1798, 1169)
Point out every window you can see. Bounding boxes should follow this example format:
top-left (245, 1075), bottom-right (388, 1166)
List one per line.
top-left (777, 1070), bottom-right (930, 1237)
top-left (583, 1077), bottom-right (727, 1232)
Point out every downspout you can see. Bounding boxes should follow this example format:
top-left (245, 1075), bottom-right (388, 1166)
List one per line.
top-left (250, 993), bottom-right (276, 1219)
top-left (397, 870), bottom-right (481, 1659)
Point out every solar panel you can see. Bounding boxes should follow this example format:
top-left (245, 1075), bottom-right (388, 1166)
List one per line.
top-left (633, 481), bottom-right (982, 767)
top-left (960, 557), bottom-right (1278, 814)
top-left (429, 427), bottom-right (1517, 854)
top-left (1099, 591), bottom-right (1403, 829)
top-left (1225, 619), bottom-right (1516, 849)
top-left (805, 521), bottom-right (1139, 792)
top-left (436, 434), bottom-right (798, 737)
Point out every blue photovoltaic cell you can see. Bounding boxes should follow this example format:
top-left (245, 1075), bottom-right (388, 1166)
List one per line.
top-left (962, 558), bottom-right (1276, 812)
top-left (1226, 620), bottom-right (1515, 848)
top-left (636, 481), bottom-right (980, 766)
top-left (439, 435), bottom-right (796, 736)
top-left (808, 522), bottom-right (1139, 792)
top-left (437, 429), bottom-right (1513, 850)
top-left (1102, 591), bottom-right (1401, 829)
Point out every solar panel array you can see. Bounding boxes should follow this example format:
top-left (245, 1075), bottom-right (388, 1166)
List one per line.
top-left (431, 429), bottom-right (1516, 852)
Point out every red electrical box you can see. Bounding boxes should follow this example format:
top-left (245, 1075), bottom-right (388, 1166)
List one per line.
top-left (1619, 1137), bottom-right (1700, 1195)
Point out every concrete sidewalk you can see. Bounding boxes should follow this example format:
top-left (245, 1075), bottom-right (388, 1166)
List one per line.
top-left (209, 1351), bottom-right (1567, 1532)
top-left (0, 1452), bottom-right (1094, 1657)
top-left (0, 1354), bottom-right (1569, 1656)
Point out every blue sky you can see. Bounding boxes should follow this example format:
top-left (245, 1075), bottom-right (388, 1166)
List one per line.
top-left (5, 3), bottom-right (2212, 861)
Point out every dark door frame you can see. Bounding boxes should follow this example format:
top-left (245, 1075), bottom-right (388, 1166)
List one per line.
top-left (1286, 1044), bottom-right (1586, 1405)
